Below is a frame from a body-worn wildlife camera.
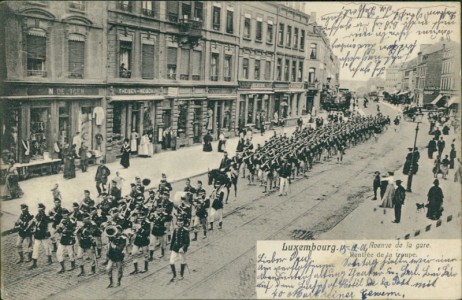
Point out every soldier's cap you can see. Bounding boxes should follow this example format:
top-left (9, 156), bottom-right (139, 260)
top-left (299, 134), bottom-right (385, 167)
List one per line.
top-left (20, 203), bottom-right (28, 209)
top-left (408, 147), bottom-right (413, 151)
top-left (161, 190), bottom-right (169, 196)
top-left (38, 203), bottom-right (46, 209)
top-left (149, 190), bottom-right (155, 194)
top-left (73, 202), bottom-right (80, 208)
top-left (84, 190), bottom-right (90, 194)
top-left (197, 180), bottom-right (202, 185)
top-left (162, 173), bottom-right (167, 178)
top-left (395, 179), bottom-right (403, 184)
top-left (61, 208), bottom-right (70, 215)
top-left (54, 198), bottom-right (62, 203)
top-left (130, 183), bottom-right (136, 187)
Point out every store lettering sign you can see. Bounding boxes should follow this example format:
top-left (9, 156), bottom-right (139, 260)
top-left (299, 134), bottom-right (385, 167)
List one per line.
top-left (273, 83), bottom-right (289, 89)
top-left (27, 86), bottom-right (99, 96)
top-left (115, 88), bottom-right (159, 95)
top-left (289, 82), bottom-right (304, 89)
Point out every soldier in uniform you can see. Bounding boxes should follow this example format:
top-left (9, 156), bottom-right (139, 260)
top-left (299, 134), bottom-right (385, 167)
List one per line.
top-left (91, 208), bottom-right (106, 258)
top-left (56, 209), bottom-right (77, 274)
top-left (14, 203), bottom-right (34, 264)
top-left (159, 173), bottom-right (173, 195)
top-left (48, 199), bottom-right (64, 253)
top-left (193, 191), bottom-right (209, 240)
top-left (149, 206), bottom-right (168, 260)
top-left (130, 212), bottom-right (151, 274)
top-left (29, 203), bottom-right (52, 269)
top-left (81, 189), bottom-right (95, 208)
top-left (106, 225), bottom-right (127, 288)
top-left (76, 217), bottom-right (98, 276)
top-left (169, 217), bottom-right (190, 281)
top-left (160, 190), bottom-right (174, 242)
top-left (209, 181), bottom-right (225, 230)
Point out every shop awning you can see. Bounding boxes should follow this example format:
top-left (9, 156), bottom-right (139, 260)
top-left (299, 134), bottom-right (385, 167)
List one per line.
top-left (397, 90), bottom-right (410, 96)
top-left (108, 95), bottom-right (165, 102)
top-left (431, 94), bottom-right (443, 105)
top-left (446, 97), bottom-right (460, 106)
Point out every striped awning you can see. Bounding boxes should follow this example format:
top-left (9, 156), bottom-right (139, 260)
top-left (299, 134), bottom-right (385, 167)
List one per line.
top-left (431, 94), bottom-right (443, 105)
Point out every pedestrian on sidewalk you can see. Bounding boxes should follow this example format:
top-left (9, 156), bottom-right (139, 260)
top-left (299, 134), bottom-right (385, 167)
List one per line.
top-left (427, 138), bottom-right (437, 159)
top-left (79, 144), bottom-right (89, 172)
top-left (63, 144), bottom-right (76, 180)
top-left (441, 155), bottom-right (450, 180)
top-left (95, 161), bottom-right (111, 196)
top-left (372, 171), bottom-right (381, 200)
top-left (379, 171), bottom-right (395, 208)
top-left (437, 137), bottom-right (445, 157)
top-left (120, 138), bottom-right (131, 168)
top-left (218, 130), bottom-right (226, 152)
top-left (426, 179), bottom-right (444, 221)
top-left (433, 155), bottom-right (442, 178)
top-left (449, 143), bottom-right (456, 169)
top-left (3, 159), bottom-right (23, 199)
top-left (392, 180), bottom-right (405, 223)
top-left (203, 130), bottom-right (213, 152)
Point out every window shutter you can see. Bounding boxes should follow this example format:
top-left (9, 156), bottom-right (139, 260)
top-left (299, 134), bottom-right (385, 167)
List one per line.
top-left (142, 44), bottom-right (154, 79)
top-left (27, 35), bottom-right (46, 59)
top-left (69, 40), bottom-right (84, 76)
top-left (192, 51), bottom-right (202, 76)
top-left (180, 49), bottom-right (190, 75)
top-left (167, 47), bottom-right (177, 65)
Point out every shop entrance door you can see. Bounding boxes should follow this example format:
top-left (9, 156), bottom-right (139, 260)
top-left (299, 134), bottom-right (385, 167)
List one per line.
top-left (216, 102), bottom-right (222, 138)
top-left (192, 100), bottom-right (202, 143)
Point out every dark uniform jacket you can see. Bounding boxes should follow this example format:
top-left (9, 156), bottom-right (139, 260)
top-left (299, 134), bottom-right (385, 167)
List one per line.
top-left (15, 211), bottom-right (34, 237)
top-left (57, 219), bottom-right (77, 245)
top-left (133, 220), bottom-right (150, 247)
top-left (170, 226), bottom-right (190, 253)
top-left (33, 211), bottom-right (50, 240)
top-left (77, 223), bottom-right (97, 249)
top-left (196, 198), bottom-right (210, 219)
top-left (393, 186), bottom-right (406, 206)
top-left (108, 235), bottom-right (127, 262)
top-left (49, 206), bottom-right (64, 229)
top-left (151, 214), bottom-right (167, 237)
top-left (211, 189), bottom-right (224, 210)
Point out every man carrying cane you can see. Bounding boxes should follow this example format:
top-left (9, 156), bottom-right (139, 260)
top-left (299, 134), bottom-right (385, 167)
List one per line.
top-left (169, 217), bottom-right (190, 281)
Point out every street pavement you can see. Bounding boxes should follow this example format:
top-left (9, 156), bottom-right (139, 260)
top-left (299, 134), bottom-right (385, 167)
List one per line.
top-left (1, 119), bottom-right (306, 234)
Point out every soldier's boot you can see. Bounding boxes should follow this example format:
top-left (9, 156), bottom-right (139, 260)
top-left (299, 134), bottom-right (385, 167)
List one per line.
top-left (167, 235), bottom-right (171, 243)
top-left (203, 230), bottom-right (207, 239)
top-left (209, 222), bottom-right (214, 231)
top-left (57, 261), bottom-right (65, 274)
top-left (149, 250), bottom-right (154, 261)
top-left (26, 252), bottom-right (32, 262)
top-left (47, 255), bottom-right (53, 265)
top-left (218, 222), bottom-right (223, 229)
top-left (69, 260), bottom-right (76, 271)
top-left (52, 242), bottom-right (57, 253)
top-left (77, 265), bottom-right (85, 277)
top-left (140, 261), bottom-right (148, 273)
top-left (91, 265), bottom-right (96, 274)
top-left (107, 277), bottom-right (113, 288)
top-left (180, 264), bottom-right (186, 280)
top-left (160, 248), bottom-right (165, 258)
top-left (170, 264), bottom-right (176, 281)
top-left (192, 232), bottom-right (198, 241)
top-left (96, 248), bottom-right (102, 259)
top-left (16, 252), bottom-right (24, 264)
top-left (129, 262), bottom-right (138, 275)
top-left (117, 275), bottom-right (122, 287)
top-left (263, 186), bottom-right (267, 193)
top-left (29, 258), bottom-right (38, 270)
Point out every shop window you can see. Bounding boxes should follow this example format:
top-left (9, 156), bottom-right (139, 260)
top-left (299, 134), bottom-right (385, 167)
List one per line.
top-left (284, 59), bottom-right (289, 81)
top-left (277, 58), bottom-right (282, 81)
top-left (254, 59), bottom-right (260, 80)
top-left (27, 34), bottom-right (47, 77)
top-left (243, 58), bottom-right (249, 79)
top-left (166, 1), bottom-right (179, 22)
top-left (286, 26), bottom-right (292, 47)
top-left (300, 30), bottom-right (305, 50)
top-left (30, 107), bottom-right (49, 157)
top-left (118, 0), bottom-right (133, 12)
top-left (291, 60), bottom-right (296, 82)
top-left (310, 43), bottom-right (317, 59)
top-left (113, 103), bottom-right (123, 141)
top-left (119, 41), bottom-right (132, 78)
top-left (69, 40), bottom-right (85, 78)
top-left (180, 48), bottom-right (190, 80)
top-left (68, 1), bottom-right (85, 10)
top-left (177, 103), bottom-right (188, 137)
top-left (0, 104), bottom-right (20, 162)
top-left (192, 50), bottom-right (202, 80)
top-left (194, 2), bottom-right (203, 20)
top-left (224, 55), bottom-right (232, 81)
top-left (298, 60), bottom-right (303, 82)
top-left (142, 43), bottom-right (155, 79)
top-left (293, 27), bottom-right (298, 49)
top-left (308, 67), bottom-right (316, 83)
top-left (247, 98), bottom-right (254, 123)
top-left (167, 47), bottom-right (177, 79)
top-left (267, 23), bottom-right (273, 44)
top-left (141, 1), bottom-right (155, 17)
top-left (244, 17), bottom-right (251, 39)
top-left (223, 101), bottom-right (232, 130)
top-left (256, 20), bottom-right (262, 41)
top-left (226, 9), bottom-right (234, 34)
top-left (278, 23), bottom-right (284, 46)
top-left (265, 61), bottom-right (271, 80)
top-left (58, 105), bottom-right (70, 146)
top-left (80, 106), bottom-right (94, 149)
top-left (212, 6), bottom-right (221, 31)
top-left (210, 53), bottom-right (219, 81)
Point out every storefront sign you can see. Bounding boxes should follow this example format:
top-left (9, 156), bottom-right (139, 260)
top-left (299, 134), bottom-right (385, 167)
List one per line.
top-left (208, 87), bottom-right (236, 94)
top-left (239, 81), bottom-right (272, 89)
top-left (273, 82), bottom-right (289, 89)
top-left (115, 87), bottom-right (160, 95)
top-left (27, 86), bottom-right (99, 96)
top-left (289, 82), bottom-right (304, 89)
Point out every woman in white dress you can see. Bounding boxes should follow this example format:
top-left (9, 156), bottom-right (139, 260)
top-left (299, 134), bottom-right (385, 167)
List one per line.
top-left (380, 171), bottom-right (395, 208)
top-left (138, 134), bottom-right (150, 156)
top-left (130, 129), bottom-right (139, 153)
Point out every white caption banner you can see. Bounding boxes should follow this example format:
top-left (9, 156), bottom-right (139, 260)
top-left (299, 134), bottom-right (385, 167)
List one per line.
top-left (256, 240), bottom-right (461, 299)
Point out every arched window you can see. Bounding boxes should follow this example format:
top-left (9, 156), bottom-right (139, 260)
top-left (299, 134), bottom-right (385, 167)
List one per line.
top-left (310, 43), bottom-right (317, 59)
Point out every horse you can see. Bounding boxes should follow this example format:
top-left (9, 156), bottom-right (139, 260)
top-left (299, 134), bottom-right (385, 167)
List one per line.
top-left (208, 169), bottom-right (236, 203)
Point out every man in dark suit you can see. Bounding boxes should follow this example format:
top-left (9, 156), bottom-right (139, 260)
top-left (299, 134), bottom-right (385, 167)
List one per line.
top-left (169, 217), bottom-right (190, 281)
top-left (392, 180), bottom-right (406, 223)
top-left (219, 152), bottom-right (231, 172)
top-left (372, 171), bottom-right (381, 200)
top-left (95, 161), bottom-right (111, 196)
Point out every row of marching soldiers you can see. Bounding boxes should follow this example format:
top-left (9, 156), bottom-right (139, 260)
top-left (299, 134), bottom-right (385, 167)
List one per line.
top-left (14, 174), bottom-right (225, 287)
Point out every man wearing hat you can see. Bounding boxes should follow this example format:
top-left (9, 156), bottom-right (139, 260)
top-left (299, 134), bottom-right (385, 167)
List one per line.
top-left (56, 208), bottom-right (77, 274)
top-left (14, 203), bottom-right (34, 264)
top-left (76, 217), bottom-right (98, 276)
top-left (106, 225), bottom-right (127, 288)
top-left (109, 179), bottom-right (122, 200)
top-left (372, 171), bottom-right (381, 200)
top-left (95, 160), bottom-right (111, 196)
top-left (149, 206), bottom-right (167, 260)
top-left (169, 217), bottom-right (190, 281)
top-left (48, 199), bottom-right (64, 252)
top-left (160, 190), bottom-right (174, 242)
top-left (158, 173), bottom-right (173, 195)
top-left (130, 212), bottom-right (151, 274)
top-left (209, 181), bottom-right (225, 230)
top-left (392, 179), bottom-right (406, 223)
top-left (30, 203), bottom-right (52, 269)
top-left (81, 190), bottom-right (95, 208)
top-left (193, 190), bottom-right (209, 240)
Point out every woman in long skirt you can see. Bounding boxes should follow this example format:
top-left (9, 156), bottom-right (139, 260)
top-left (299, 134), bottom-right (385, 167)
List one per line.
top-left (380, 171), bottom-right (395, 208)
top-left (120, 138), bottom-right (131, 168)
top-left (63, 144), bottom-right (76, 179)
top-left (2, 159), bottom-right (23, 199)
top-left (426, 179), bottom-right (444, 220)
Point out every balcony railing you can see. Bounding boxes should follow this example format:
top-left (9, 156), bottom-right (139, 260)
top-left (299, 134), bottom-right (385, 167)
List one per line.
top-left (224, 76), bottom-right (231, 82)
top-left (178, 18), bottom-right (203, 37)
top-left (142, 8), bottom-right (155, 17)
top-left (119, 70), bottom-right (132, 78)
top-left (180, 74), bottom-right (189, 80)
top-left (167, 73), bottom-right (176, 80)
top-left (27, 70), bottom-right (47, 77)
top-left (192, 75), bottom-right (200, 80)
top-left (210, 75), bottom-right (218, 81)
top-left (168, 12), bottom-right (178, 22)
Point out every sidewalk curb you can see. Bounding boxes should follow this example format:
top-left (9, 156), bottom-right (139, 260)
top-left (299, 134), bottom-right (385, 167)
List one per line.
top-left (400, 213), bottom-right (460, 240)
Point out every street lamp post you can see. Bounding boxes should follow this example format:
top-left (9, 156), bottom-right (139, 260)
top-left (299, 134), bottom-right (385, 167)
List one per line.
top-left (406, 112), bottom-right (424, 192)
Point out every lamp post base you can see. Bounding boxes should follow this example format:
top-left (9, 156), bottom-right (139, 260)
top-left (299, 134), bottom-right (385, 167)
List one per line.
top-left (406, 174), bottom-right (413, 192)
